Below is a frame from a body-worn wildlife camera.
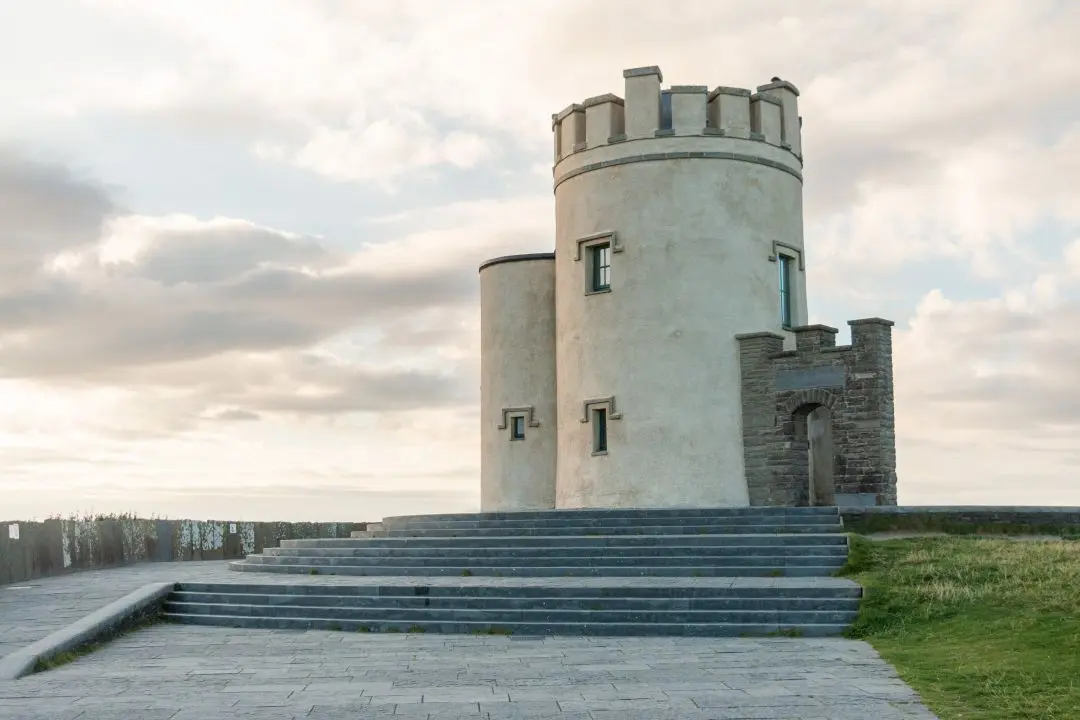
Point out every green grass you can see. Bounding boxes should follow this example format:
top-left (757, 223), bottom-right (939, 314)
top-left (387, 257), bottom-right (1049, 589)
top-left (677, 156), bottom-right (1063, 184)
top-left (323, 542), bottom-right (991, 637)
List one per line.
top-left (34, 614), bottom-right (162, 672)
top-left (766, 627), bottom-right (804, 638)
top-left (841, 535), bottom-right (1080, 719)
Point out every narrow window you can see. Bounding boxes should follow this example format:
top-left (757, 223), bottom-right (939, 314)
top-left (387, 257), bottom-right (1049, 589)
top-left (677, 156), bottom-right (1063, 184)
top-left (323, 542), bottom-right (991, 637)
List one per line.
top-left (510, 416), bottom-right (525, 441)
top-left (589, 243), bottom-right (611, 292)
top-left (592, 408), bottom-right (608, 454)
top-left (778, 254), bottom-right (793, 329)
top-left (660, 90), bottom-right (673, 130)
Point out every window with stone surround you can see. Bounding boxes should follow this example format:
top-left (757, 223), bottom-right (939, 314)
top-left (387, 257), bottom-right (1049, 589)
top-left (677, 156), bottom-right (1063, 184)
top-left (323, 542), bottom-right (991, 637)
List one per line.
top-left (590, 243), bottom-right (611, 292)
top-left (582, 396), bottom-right (620, 456)
top-left (510, 415), bottom-right (525, 441)
top-left (778, 254), bottom-right (794, 329)
top-left (592, 408), bottom-right (608, 454)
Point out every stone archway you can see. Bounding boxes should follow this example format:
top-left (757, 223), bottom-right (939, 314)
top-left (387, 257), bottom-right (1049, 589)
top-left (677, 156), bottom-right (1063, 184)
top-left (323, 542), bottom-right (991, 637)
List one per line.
top-left (736, 322), bottom-right (899, 507)
top-left (782, 390), bottom-right (839, 507)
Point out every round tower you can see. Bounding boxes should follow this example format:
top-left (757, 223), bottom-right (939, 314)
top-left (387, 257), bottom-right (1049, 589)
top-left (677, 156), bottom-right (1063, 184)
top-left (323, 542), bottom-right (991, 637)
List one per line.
top-left (551, 66), bottom-right (808, 509)
top-left (478, 254), bottom-right (558, 511)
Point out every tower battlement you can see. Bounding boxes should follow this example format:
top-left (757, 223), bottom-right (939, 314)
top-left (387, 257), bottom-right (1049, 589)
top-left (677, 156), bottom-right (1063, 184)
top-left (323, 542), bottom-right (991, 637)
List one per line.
top-left (551, 66), bottom-right (802, 165)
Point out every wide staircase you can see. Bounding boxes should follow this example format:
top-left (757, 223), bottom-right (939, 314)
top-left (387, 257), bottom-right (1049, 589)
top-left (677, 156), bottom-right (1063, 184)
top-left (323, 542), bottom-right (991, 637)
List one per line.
top-left (163, 507), bottom-right (861, 636)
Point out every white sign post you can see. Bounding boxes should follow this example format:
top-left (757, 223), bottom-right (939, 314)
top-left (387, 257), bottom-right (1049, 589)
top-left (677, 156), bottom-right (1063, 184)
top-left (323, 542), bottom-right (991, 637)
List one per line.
top-left (7, 523), bottom-right (19, 540)
top-left (229, 523), bottom-right (237, 534)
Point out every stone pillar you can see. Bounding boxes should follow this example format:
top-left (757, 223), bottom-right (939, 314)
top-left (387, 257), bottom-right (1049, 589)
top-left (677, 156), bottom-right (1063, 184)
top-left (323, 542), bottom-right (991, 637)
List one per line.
top-left (736, 332), bottom-right (785, 505)
top-left (792, 324), bottom-right (838, 354)
top-left (846, 318), bottom-right (897, 505)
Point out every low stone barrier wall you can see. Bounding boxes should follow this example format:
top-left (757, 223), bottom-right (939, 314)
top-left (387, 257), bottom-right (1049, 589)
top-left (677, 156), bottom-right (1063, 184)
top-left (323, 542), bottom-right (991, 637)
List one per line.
top-left (6, 506), bottom-right (1077, 586)
top-left (0, 518), bottom-right (365, 586)
top-left (841, 506), bottom-right (1080, 536)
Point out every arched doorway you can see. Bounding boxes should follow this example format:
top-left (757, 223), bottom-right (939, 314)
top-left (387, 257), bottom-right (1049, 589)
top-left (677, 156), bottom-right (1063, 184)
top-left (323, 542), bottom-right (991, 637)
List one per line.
top-left (781, 389), bottom-right (840, 507)
top-left (791, 404), bottom-right (835, 506)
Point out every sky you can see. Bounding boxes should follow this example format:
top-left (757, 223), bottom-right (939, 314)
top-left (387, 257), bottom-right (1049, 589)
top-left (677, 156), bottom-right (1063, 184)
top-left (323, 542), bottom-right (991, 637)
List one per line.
top-left (1, 0), bottom-right (1078, 522)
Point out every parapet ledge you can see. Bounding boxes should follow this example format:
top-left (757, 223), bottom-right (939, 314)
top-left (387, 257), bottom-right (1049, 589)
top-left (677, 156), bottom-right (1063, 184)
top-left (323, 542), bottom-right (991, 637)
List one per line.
top-left (793, 324), bottom-right (838, 353)
top-left (737, 318), bottom-right (895, 361)
top-left (551, 103), bottom-right (584, 130)
top-left (848, 317), bottom-right (895, 327)
top-left (551, 66), bottom-right (803, 162)
top-left (478, 252), bottom-right (556, 273)
top-left (582, 93), bottom-right (624, 109)
top-left (756, 79), bottom-right (801, 97)
top-left (623, 65), bottom-right (663, 81)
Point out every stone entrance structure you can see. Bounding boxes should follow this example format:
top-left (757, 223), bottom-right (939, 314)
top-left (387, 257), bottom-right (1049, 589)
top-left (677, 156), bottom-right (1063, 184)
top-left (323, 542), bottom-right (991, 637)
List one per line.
top-left (737, 320), bottom-right (898, 508)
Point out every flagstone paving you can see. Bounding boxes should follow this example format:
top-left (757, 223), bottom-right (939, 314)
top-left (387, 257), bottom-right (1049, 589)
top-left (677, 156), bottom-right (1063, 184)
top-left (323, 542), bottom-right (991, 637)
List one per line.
top-left (0, 564), bottom-right (938, 719)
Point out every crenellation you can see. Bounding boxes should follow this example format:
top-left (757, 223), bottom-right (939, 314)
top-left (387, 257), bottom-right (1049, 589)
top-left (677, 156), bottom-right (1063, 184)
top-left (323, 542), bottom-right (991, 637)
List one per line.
top-left (750, 93), bottom-right (783, 145)
top-left (709, 86), bottom-right (752, 139)
top-left (583, 94), bottom-right (625, 149)
top-left (555, 104), bottom-right (586, 158)
top-left (669, 85), bottom-right (708, 135)
top-left (551, 68), bottom-right (801, 164)
top-left (623, 66), bottom-right (663, 139)
top-left (757, 79), bottom-right (802, 157)
top-left (551, 113), bottom-right (561, 163)
top-left (793, 324), bottom-right (839, 353)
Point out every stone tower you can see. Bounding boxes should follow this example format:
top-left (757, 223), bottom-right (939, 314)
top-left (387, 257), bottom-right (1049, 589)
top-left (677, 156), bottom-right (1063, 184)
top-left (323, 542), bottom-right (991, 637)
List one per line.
top-left (479, 65), bottom-right (897, 512)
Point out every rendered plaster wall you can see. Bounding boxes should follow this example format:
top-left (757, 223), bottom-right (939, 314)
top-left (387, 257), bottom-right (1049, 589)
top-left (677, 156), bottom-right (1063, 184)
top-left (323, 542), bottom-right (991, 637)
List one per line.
top-left (737, 320), bottom-right (898, 507)
top-left (479, 255), bottom-right (558, 511)
top-left (551, 66), bottom-right (806, 509)
top-left (0, 518), bottom-right (361, 586)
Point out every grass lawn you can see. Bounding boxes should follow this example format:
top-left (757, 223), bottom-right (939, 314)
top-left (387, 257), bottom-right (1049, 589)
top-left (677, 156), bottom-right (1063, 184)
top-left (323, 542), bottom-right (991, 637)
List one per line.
top-left (840, 535), bottom-right (1080, 719)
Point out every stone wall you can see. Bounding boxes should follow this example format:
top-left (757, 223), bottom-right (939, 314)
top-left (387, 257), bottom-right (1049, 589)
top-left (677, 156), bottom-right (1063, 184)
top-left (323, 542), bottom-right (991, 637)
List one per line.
top-left (736, 318), bottom-right (897, 507)
top-left (0, 518), bottom-right (364, 586)
top-left (842, 506), bottom-right (1080, 536)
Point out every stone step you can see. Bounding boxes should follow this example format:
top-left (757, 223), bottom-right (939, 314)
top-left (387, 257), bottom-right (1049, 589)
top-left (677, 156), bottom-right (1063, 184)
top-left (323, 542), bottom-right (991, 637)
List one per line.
top-left (163, 612), bottom-right (850, 637)
top-left (242, 553), bottom-right (846, 568)
top-left (164, 600), bottom-right (857, 626)
top-left (262, 544), bottom-right (849, 559)
top-left (285, 533), bottom-right (849, 549)
top-left (381, 515), bottom-right (843, 531)
top-left (370, 524), bottom-right (841, 538)
top-left (379, 507), bottom-right (841, 524)
top-left (228, 562), bottom-right (842, 577)
top-left (174, 582), bottom-right (863, 599)
top-left (169, 590), bottom-right (859, 612)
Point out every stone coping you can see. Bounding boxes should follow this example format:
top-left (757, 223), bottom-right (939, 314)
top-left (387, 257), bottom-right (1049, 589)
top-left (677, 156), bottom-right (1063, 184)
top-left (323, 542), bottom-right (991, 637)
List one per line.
top-left (0, 581), bottom-right (174, 680)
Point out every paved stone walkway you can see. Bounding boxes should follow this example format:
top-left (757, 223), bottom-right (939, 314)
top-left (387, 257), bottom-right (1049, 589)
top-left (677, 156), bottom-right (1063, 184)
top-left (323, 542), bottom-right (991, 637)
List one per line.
top-left (0, 564), bottom-right (939, 719)
top-left (0, 562), bottom-right (231, 661)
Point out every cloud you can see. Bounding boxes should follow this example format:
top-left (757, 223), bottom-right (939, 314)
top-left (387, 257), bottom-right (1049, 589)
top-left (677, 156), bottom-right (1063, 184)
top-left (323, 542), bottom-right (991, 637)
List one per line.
top-left (8, 1), bottom-right (1073, 306)
top-left (0, 155), bottom-right (526, 435)
top-left (0, 148), bottom-right (119, 280)
top-left (208, 408), bottom-right (260, 422)
top-left (890, 239), bottom-right (1080, 503)
top-left (278, 114), bottom-right (498, 187)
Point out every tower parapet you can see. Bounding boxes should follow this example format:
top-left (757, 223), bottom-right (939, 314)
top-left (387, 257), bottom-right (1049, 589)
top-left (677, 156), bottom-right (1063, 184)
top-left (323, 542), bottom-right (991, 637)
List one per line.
top-left (551, 66), bottom-right (802, 169)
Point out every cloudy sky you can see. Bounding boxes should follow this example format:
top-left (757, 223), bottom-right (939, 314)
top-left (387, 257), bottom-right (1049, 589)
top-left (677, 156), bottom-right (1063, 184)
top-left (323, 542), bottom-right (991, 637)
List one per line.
top-left (1, 0), bottom-right (1078, 522)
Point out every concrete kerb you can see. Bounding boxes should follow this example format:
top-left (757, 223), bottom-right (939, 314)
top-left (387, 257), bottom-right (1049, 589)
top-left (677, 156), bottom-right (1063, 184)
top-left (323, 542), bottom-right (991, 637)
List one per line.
top-left (0, 581), bottom-right (175, 680)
